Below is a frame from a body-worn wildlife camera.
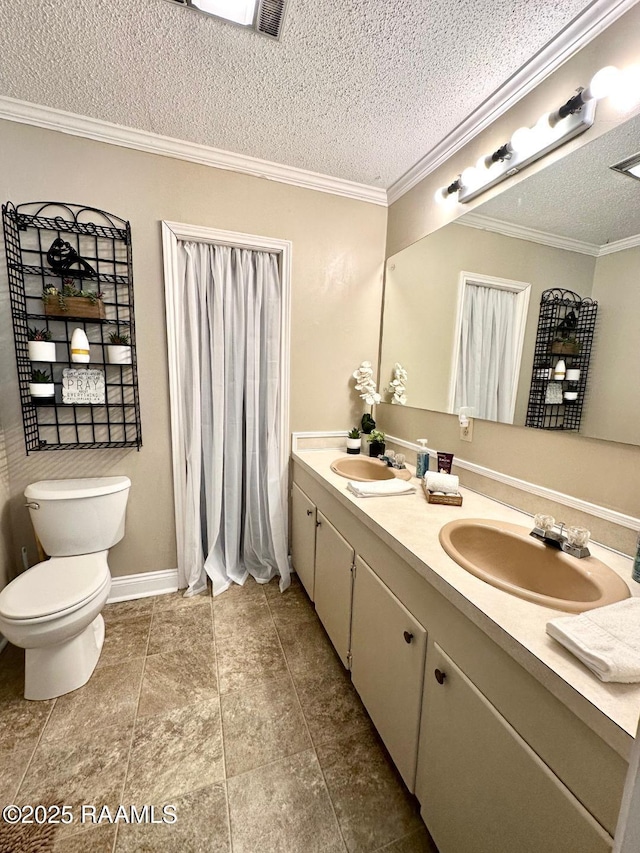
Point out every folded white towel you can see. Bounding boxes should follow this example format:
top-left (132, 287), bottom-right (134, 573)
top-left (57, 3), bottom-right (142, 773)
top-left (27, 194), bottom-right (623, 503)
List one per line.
top-left (347, 479), bottom-right (416, 498)
top-left (546, 598), bottom-right (640, 682)
top-left (424, 472), bottom-right (459, 494)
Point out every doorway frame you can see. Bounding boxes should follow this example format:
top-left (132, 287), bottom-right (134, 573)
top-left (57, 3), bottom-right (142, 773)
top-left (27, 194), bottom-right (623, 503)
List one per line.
top-left (161, 221), bottom-right (292, 557)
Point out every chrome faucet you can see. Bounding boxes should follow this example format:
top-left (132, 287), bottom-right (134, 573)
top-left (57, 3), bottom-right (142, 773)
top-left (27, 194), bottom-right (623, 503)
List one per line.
top-left (530, 515), bottom-right (591, 558)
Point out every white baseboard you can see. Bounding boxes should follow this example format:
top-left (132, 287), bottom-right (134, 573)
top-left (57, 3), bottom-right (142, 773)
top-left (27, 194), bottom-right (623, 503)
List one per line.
top-left (108, 568), bottom-right (180, 603)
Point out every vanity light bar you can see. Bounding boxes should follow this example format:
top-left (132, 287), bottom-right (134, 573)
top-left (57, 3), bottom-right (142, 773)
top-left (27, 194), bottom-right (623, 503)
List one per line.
top-left (456, 99), bottom-right (596, 204)
top-left (437, 64), bottom-right (634, 206)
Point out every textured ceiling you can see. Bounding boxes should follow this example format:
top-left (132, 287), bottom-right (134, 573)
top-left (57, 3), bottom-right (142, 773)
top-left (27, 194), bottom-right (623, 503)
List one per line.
top-left (0, 0), bottom-right (596, 187)
top-left (468, 111), bottom-right (640, 245)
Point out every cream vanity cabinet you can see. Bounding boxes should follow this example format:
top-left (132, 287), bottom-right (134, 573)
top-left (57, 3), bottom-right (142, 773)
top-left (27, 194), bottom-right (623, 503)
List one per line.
top-left (291, 483), bottom-right (317, 599)
top-left (350, 557), bottom-right (427, 790)
top-left (290, 459), bottom-right (627, 850)
top-left (291, 479), bottom-right (427, 785)
top-left (418, 643), bottom-right (613, 853)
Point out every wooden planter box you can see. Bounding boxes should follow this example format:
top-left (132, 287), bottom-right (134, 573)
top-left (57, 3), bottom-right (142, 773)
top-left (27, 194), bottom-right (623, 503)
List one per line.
top-left (551, 341), bottom-right (581, 355)
top-left (44, 295), bottom-right (105, 320)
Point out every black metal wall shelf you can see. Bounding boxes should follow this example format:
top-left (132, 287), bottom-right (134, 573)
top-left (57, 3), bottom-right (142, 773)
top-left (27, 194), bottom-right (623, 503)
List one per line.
top-left (3, 201), bottom-right (142, 454)
top-left (526, 288), bottom-right (597, 432)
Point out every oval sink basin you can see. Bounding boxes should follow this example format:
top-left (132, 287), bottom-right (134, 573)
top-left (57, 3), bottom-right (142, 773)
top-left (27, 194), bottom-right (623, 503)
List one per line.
top-left (439, 518), bottom-right (630, 613)
top-left (331, 456), bottom-right (412, 482)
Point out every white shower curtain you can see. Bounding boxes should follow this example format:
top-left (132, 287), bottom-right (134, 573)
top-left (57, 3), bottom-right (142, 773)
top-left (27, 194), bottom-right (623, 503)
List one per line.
top-left (175, 240), bottom-right (290, 596)
top-left (454, 284), bottom-right (518, 423)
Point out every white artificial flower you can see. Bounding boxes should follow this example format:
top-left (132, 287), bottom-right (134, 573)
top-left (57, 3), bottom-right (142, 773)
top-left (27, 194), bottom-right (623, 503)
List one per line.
top-left (386, 363), bottom-right (408, 405)
top-left (352, 361), bottom-right (381, 405)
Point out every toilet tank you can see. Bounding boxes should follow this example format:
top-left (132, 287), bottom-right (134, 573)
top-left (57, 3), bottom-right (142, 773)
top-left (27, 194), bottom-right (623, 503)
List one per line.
top-left (24, 477), bottom-right (131, 557)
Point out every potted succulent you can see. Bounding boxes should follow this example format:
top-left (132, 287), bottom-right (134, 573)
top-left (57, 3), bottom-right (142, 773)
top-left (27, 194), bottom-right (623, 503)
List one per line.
top-left (27, 327), bottom-right (56, 362)
top-left (29, 368), bottom-right (55, 399)
top-left (346, 427), bottom-right (361, 454)
top-left (368, 429), bottom-right (386, 458)
top-left (106, 331), bottom-right (131, 364)
top-left (43, 279), bottom-right (105, 319)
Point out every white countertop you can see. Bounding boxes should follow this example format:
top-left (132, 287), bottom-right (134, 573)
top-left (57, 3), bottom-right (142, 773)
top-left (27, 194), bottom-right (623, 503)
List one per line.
top-left (293, 448), bottom-right (640, 755)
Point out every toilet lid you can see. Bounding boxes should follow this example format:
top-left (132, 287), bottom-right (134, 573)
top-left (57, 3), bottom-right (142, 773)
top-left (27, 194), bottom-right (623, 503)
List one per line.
top-left (25, 476), bottom-right (130, 501)
top-left (0, 554), bottom-right (109, 620)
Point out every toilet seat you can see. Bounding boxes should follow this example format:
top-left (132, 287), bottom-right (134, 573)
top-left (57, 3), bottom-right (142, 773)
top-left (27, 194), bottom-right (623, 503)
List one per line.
top-left (0, 553), bottom-right (110, 622)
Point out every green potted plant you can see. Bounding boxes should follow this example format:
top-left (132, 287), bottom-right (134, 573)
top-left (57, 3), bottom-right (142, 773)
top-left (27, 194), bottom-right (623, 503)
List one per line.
top-left (43, 278), bottom-right (105, 319)
top-left (106, 331), bottom-right (131, 364)
top-left (367, 429), bottom-right (386, 458)
top-left (27, 327), bottom-right (56, 362)
top-left (346, 427), bottom-right (361, 454)
top-left (29, 368), bottom-right (54, 398)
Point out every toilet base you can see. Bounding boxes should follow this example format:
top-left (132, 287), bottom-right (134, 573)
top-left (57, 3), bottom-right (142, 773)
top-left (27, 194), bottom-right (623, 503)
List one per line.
top-left (24, 614), bottom-right (106, 700)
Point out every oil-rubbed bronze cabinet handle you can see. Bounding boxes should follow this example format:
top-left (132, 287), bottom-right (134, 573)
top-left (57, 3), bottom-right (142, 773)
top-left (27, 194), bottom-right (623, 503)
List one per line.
top-left (434, 668), bottom-right (446, 685)
top-left (316, 519), bottom-right (321, 527)
top-left (306, 509), bottom-right (313, 516)
top-left (403, 631), bottom-right (414, 644)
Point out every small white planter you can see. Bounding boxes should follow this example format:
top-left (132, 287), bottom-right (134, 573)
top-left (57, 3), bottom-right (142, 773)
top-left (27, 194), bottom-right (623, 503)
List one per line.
top-left (29, 382), bottom-right (55, 398)
top-left (346, 437), bottom-right (361, 454)
top-left (28, 340), bottom-right (56, 362)
top-left (107, 345), bottom-right (132, 365)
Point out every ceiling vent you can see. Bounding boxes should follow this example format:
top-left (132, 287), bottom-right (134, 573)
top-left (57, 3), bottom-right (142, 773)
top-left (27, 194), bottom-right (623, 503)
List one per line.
top-left (165, 0), bottom-right (286, 40)
top-left (255, 0), bottom-right (285, 39)
top-left (610, 152), bottom-right (640, 182)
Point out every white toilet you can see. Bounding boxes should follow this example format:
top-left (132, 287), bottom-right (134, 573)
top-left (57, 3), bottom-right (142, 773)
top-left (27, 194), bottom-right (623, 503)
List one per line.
top-left (0, 476), bottom-right (131, 700)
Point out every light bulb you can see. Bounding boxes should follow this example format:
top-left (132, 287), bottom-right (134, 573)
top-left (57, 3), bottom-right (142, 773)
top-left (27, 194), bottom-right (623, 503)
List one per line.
top-left (510, 126), bottom-right (532, 154)
top-left (586, 65), bottom-right (619, 100)
top-left (461, 166), bottom-right (479, 189)
top-left (476, 154), bottom-right (491, 172)
top-left (609, 64), bottom-right (640, 111)
top-left (434, 186), bottom-right (448, 204)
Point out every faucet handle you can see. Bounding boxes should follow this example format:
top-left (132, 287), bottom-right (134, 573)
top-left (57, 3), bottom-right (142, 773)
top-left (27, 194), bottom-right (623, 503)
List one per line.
top-left (566, 526), bottom-right (590, 548)
top-left (534, 514), bottom-right (555, 532)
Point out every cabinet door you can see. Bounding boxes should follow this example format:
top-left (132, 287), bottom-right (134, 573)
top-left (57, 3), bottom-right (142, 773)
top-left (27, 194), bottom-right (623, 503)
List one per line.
top-left (417, 643), bottom-right (612, 853)
top-left (290, 483), bottom-right (317, 600)
top-left (314, 512), bottom-right (354, 668)
top-left (350, 557), bottom-right (427, 792)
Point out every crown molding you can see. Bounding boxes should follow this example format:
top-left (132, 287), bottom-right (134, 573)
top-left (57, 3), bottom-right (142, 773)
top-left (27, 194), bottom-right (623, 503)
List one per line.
top-left (458, 213), bottom-right (600, 256)
top-left (387, 0), bottom-right (639, 205)
top-left (459, 213), bottom-right (640, 257)
top-left (597, 232), bottom-right (640, 255)
top-left (0, 96), bottom-right (388, 207)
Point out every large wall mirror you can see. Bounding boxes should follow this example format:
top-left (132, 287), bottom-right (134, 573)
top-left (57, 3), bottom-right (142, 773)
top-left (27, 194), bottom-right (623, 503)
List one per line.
top-left (380, 110), bottom-right (640, 446)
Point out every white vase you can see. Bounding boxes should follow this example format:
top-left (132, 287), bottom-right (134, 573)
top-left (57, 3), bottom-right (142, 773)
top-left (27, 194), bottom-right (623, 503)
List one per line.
top-left (29, 382), bottom-right (55, 398)
top-left (346, 437), bottom-right (361, 454)
top-left (107, 345), bottom-right (132, 365)
top-left (28, 340), bottom-right (56, 362)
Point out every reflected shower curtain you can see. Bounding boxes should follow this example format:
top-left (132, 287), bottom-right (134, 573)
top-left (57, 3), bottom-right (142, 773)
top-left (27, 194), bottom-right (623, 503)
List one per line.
top-left (175, 240), bottom-right (290, 596)
top-left (454, 284), bottom-right (518, 423)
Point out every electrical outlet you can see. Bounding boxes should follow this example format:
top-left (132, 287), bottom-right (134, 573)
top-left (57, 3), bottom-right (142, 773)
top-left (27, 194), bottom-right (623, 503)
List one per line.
top-left (460, 418), bottom-right (474, 442)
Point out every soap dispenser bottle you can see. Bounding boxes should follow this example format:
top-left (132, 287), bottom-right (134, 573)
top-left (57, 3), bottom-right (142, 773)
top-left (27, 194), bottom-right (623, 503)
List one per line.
top-left (416, 439), bottom-right (430, 479)
top-left (633, 532), bottom-right (640, 584)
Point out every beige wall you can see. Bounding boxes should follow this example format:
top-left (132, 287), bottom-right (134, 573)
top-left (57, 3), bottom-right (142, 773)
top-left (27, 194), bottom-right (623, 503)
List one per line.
top-left (583, 246), bottom-right (640, 445)
top-left (0, 121), bottom-right (386, 577)
top-left (380, 222), bottom-right (595, 422)
top-left (381, 4), bottom-right (640, 549)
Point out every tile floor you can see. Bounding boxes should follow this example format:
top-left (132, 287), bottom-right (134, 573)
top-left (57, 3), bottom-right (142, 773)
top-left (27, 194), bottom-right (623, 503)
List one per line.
top-left (0, 575), bottom-right (437, 852)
